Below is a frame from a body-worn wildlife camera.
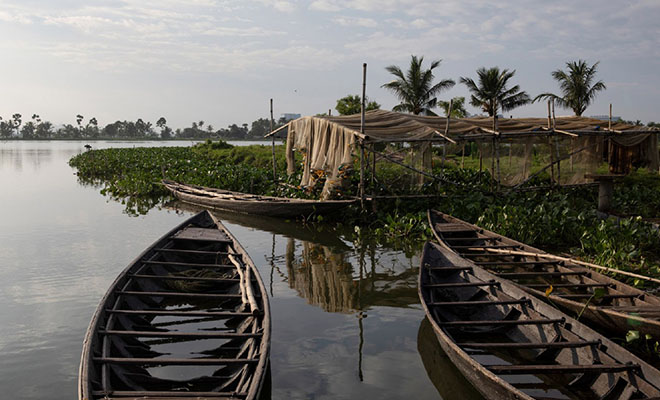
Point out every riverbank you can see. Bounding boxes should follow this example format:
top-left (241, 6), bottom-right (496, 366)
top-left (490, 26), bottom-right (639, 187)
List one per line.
top-left (69, 140), bottom-right (660, 281)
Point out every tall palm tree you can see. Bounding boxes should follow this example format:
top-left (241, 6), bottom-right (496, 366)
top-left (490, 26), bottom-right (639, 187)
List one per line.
top-left (460, 67), bottom-right (530, 116)
top-left (381, 55), bottom-right (455, 115)
top-left (533, 60), bottom-right (606, 116)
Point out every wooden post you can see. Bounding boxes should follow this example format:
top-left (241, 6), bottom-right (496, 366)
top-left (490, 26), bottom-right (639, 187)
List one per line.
top-left (359, 63), bottom-right (367, 207)
top-left (553, 100), bottom-right (560, 185)
top-left (491, 100), bottom-right (498, 190)
top-left (547, 101), bottom-right (555, 185)
top-left (270, 99), bottom-right (276, 182)
top-left (443, 99), bottom-right (452, 169)
top-left (461, 143), bottom-right (465, 169)
top-left (329, 109), bottom-right (332, 116)
top-left (609, 103), bottom-right (612, 132)
top-left (371, 143), bottom-right (377, 212)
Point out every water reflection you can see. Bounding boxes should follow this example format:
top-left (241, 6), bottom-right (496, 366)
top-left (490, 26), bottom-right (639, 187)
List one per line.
top-left (417, 318), bottom-right (484, 400)
top-left (287, 240), bottom-right (358, 313)
top-left (0, 146), bottom-right (54, 171)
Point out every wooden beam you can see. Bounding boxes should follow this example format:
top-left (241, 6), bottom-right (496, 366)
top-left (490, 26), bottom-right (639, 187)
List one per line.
top-left (264, 122), bottom-right (289, 138)
top-left (487, 363), bottom-right (638, 375)
top-left (459, 341), bottom-right (599, 350)
top-left (440, 318), bottom-right (563, 327)
top-left (100, 330), bottom-right (262, 338)
top-left (484, 247), bottom-right (660, 286)
top-left (94, 357), bottom-right (258, 365)
top-left (429, 299), bottom-right (530, 307)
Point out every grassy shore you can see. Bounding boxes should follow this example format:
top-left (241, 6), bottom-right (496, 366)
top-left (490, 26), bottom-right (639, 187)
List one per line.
top-left (69, 140), bottom-right (660, 284)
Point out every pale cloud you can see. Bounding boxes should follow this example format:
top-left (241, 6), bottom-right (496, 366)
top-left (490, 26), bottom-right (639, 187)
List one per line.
top-left (333, 16), bottom-right (378, 28)
top-left (309, 0), bottom-right (342, 12)
top-left (0, 9), bottom-right (33, 24)
top-left (253, 0), bottom-right (297, 13)
top-left (409, 18), bottom-right (428, 29)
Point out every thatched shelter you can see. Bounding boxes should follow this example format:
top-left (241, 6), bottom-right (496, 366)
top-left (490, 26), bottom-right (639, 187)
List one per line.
top-left (269, 110), bottom-right (659, 198)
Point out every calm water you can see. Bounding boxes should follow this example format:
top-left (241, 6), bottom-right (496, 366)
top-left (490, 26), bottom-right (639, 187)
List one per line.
top-left (0, 140), bottom-right (479, 399)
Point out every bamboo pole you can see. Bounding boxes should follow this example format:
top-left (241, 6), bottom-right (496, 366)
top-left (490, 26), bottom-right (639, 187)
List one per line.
top-left (229, 254), bottom-right (259, 313)
top-left (270, 99), bottom-right (276, 182)
top-left (547, 101), bottom-right (555, 185)
top-left (461, 143), bottom-right (465, 169)
top-left (229, 254), bottom-right (248, 305)
top-left (359, 63), bottom-right (367, 207)
top-left (553, 100), bottom-right (561, 185)
top-left (482, 248), bottom-right (660, 286)
top-left (265, 123), bottom-right (289, 138)
top-left (443, 99), bottom-right (452, 169)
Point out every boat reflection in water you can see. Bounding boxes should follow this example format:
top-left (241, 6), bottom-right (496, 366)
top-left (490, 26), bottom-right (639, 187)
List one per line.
top-left (417, 318), bottom-right (484, 400)
top-left (166, 201), bottom-right (453, 397)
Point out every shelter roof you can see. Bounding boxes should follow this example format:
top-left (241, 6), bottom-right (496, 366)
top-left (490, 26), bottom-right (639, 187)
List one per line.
top-left (271, 110), bottom-right (658, 142)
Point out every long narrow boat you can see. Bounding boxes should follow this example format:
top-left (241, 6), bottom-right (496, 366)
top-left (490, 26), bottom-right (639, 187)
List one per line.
top-left (79, 211), bottom-right (270, 400)
top-left (163, 180), bottom-right (356, 219)
top-left (428, 209), bottom-right (660, 337)
top-left (419, 241), bottom-right (660, 400)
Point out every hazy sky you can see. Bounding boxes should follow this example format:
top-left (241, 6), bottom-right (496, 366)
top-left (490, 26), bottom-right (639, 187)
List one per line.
top-left (1, 0), bottom-right (658, 129)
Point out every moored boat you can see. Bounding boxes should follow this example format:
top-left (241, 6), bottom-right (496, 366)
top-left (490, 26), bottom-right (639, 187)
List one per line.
top-left (428, 209), bottom-right (660, 337)
top-left (419, 241), bottom-right (660, 400)
top-left (163, 179), bottom-right (356, 219)
top-left (79, 211), bottom-right (270, 400)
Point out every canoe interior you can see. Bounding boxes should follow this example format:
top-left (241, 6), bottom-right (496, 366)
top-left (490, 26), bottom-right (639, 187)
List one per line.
top-left (428, 209), bottom-right (660, 336)
top-left (419, 241), bottom-right (660, 400)
top-left (79, 211), bottom-right (270, 400)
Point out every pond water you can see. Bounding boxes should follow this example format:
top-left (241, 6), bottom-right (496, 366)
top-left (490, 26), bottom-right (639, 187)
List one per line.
top-left (0, 140), bottom-right (480, 399)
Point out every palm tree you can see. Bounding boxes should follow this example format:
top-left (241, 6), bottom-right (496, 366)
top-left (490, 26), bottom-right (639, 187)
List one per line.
top-left (460, 67), bottom-right (530, 116)
top-left (533, 60), bottom-right (606, 116)
top-left (381, 55), bottom-right (455, 115)
top-left (438, 97), bottom-right (467, 118)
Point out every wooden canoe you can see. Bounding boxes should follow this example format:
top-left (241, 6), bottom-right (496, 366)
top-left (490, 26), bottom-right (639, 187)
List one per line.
top-left (79, 211), bottom-right (270, 400)
top-left (428, 209), bottom-right (660, 338)
top-left (162, 179), bottom-right (356, 219)
top-left (419, 241), bottom-right (660, 400)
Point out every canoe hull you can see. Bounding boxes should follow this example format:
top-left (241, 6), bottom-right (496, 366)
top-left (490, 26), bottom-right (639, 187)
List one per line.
top-left (419, 241), bottom-right (660, 399)
top-left (163, 180), bottom-right (356, 218)
top-left (428, 209), bottom-right (660, 337)
top-left (79, 211), bottom-right (270, 400)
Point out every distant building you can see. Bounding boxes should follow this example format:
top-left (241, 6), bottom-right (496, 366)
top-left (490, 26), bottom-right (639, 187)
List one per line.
top-left (281, 113), bottom-right (301, 121)
top-left (590, 115), bottom-right (622, 122)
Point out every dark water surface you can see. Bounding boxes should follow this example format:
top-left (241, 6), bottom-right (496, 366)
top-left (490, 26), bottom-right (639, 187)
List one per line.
top-left (0, 141), bottom-right (478, 399)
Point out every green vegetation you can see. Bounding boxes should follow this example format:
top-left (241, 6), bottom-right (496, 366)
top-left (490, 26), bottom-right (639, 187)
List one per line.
top-left (70, 140), bottom-right (660, 289)
top-left (70, 140), bottom-right (659, 251)
top-left (438, 97), bottom-right (467, 118)
top-left (0, 114), bottom-right (287, 140)
top-left (381, 55), bottom-right (455, 116)
top-left (335, 95), bottom-right (380, 116)
top-left (534, 60), bottom-right (607, 116)
top-left (460, 66), bottom-right (531, 116)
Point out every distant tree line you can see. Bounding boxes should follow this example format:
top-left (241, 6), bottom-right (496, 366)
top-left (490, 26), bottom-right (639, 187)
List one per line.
top-left (0, 114), bottom-right (288, 140)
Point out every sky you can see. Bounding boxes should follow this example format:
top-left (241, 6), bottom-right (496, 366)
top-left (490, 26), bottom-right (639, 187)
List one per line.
top-left (0, 0), bottom-right (659, 130)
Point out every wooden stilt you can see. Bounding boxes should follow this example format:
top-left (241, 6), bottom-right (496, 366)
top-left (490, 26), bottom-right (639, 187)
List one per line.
top-left (360, 63), bottom-right (367, 209)
top-left (270, 99), bottom-right (276, 182)
top-left (553, 100), bottom-right (561, 185)
top-left (548, 101), bottom-right (555, 185)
